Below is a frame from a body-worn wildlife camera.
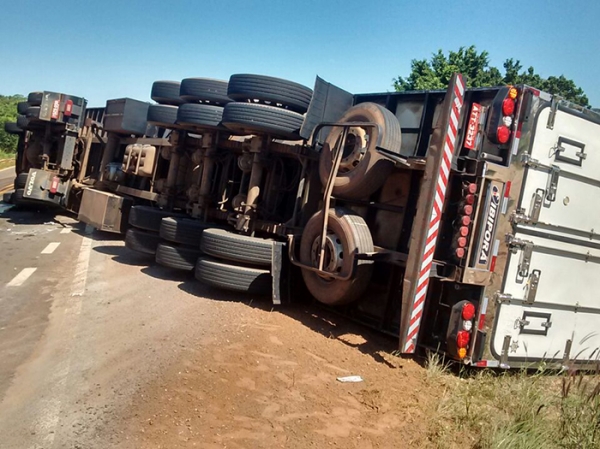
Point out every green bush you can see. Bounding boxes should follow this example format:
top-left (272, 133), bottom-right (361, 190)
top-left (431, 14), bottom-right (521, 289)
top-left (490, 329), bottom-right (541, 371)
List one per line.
top-left (0, 94), bottom-right (26, 154)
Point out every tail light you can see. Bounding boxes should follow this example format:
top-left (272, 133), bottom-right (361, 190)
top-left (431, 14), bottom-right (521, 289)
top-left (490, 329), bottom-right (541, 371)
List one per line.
top-left (486, 86), bottom-right (519, 146)
top-left (457, 330), bottom-right (470, 348)
top-left (49, 177), bottom-right (60, 194)
top-left (462, 302), bottom-right (476, 320)
top-left (447, 300), bottom-right (477, 360)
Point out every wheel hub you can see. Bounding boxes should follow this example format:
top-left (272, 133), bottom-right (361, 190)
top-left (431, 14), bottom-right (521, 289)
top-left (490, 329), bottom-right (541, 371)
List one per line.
top-left (338, 127), bottom-right (368, 173)
top-left (310, 231), bottom-right (344, 277)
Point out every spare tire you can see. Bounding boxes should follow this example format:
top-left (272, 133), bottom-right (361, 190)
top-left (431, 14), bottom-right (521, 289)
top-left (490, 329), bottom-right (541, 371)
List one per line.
top-left (222, 103), bottom-right (303, 140)
top-left (227, 74), bottom-right (313, 114)
top-left (177, 103), bottom-right (223, 130)
top-left (200, 228), bottom-right (273, 267)
top-left (195, 256), bottom-right (271, 295)
top-left (147, 104), bottom-right (179, 128)
top-left (27, 92), bottom-right (43, 106)
top-left (151, 81), bottom-right (183, 106)
top-left (180, 78), bottom-right (231, 104)
top-left (4, 122), bottom-right (22, 135)
top-left (125, 228), bottom-right (161, 255)
top-left (17, 102), bottom-right (29, 114)
top-left (155, 243), bottom-right (201, 271)
top-left (129, 205), bottom-right (185, 232)
top-left (159, 217), bottom-right (214, 247)
top-left (299, 207), bottom-right (374, 306)
top-left (318, 102), bottom-right (402, 199)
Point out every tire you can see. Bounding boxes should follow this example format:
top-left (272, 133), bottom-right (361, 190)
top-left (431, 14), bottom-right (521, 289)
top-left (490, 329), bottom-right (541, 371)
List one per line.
top-left (222, 103), bottom-right (303, 140)
top-left (151, 81), bottom-right (183, 106)
top-left (227, 74), bottom-right (313, 114)
top-left (180, 78), bottom-right (231, 104)
top-left (159, 217), bottom-right (214, 247)
top-left (300, 207), bottom-right (374, 306)
top-left (4, 122), bottom-right (22, 134)
top-left (319, 102), bottom-right (402, 199)
top-left (12, 188), bottom-right (39, 206)
top-left (177, 103), bottom-right (223, 130)
top-left (195, 256), bottom-right (271, 295)
top-left (129, 205), bottom-right (185, 232)
top-left (25, 106), bottom-right (41, 120)
top-left (147, 104), bottom-right (179, 128)
top-left (17, 102), bottom-right (29, 114)
top-left (155, 243), bottom-right (201, 271)
top-left (125, 228), bottom-right (161, 255)
top-left (27, 92), bottom-right (43, 106)
top-left (16, 115), bottom-right (29, 129)
top-left (201, 228), bottom-right (273, 267)
top-left (14, 172), bottom-right (28, 189)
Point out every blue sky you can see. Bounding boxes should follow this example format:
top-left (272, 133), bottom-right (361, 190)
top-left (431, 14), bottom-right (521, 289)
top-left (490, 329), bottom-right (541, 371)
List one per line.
top-left (1, 0), bottom-right (598, 107)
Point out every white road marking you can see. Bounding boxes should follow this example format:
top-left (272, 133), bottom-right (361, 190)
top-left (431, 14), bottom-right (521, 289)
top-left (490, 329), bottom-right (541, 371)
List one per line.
top-left (41, 242), bottom-right (61, 254)
top-left (71, 236), bottom-right (92, 296)
top-left (60, 227), bottom-right (72, 234)
top-left (7, 268), bottom-right (37, 287)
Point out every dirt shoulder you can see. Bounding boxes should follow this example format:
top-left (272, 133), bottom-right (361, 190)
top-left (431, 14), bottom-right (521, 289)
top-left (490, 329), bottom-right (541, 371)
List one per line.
top-left (113, 287), bottom-right (433, 449)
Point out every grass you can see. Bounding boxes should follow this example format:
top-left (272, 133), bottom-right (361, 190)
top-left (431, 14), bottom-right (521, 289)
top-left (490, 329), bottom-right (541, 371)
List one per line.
top-left (425, 353), bottom-right (600, 449)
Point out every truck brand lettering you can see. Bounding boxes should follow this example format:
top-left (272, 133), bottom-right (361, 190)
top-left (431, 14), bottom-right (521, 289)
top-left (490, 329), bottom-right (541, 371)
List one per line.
top-left (26, 171), bottom-right (37, 196)
top-left (464, 103), bottom-right (481, 150)
top-left (51, 100), bottom-right (60, 120)
top-left (478, 185), bottom-right (500, 265)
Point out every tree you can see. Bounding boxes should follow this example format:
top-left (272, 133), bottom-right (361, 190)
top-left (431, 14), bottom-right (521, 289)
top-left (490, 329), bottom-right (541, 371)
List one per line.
top-left (393, 46), bottom-right (589, 107)
top-left (0, 95), bottom-right (26, 154)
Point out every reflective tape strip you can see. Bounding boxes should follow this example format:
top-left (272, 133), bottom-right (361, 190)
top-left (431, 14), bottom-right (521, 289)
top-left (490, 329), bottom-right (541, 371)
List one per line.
top-left (404, 75), bottom-right (465, 353)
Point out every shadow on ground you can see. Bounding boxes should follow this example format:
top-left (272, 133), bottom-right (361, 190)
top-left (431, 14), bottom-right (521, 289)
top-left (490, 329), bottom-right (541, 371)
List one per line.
top-left (92, 236), bottom-right (408, 369)
top-left (0, 203), bottom-right (74, 227)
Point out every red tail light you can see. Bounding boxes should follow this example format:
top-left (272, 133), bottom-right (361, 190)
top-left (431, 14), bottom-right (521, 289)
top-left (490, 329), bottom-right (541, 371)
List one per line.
top-left (457, 330), bottom-right (470, 348)
top-left (64, 99), bottom-right (73, 117)
top-left (455, 248), bottom-right (465, 259)
top-left (465, 194), bottom-right (475, 205)
top-left (462, 302), bottom-right (476, 320)
top-left (467, 183), bottom-right (477, 194)
top-left (460, 216), bottom-right (471, 226)
top-left (50, 177), bottom-right (60, 194)
top-left (463, 204), bottom-right (473, 215)
top-left (502, 98), bottom-right (515, 116)
top-left (497, 126), bottom-right (510, 144)
top-left (457, 237), bottom-right (467, 247)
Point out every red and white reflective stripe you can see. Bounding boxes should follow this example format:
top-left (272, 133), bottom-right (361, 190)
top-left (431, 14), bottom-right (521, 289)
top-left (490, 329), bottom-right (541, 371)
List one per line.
top-left (477, 296), bottom-right (489, 331)
top-left (475, 360), bottom-right (499, 368)
top-left (403, 75), bottom-right (465, 353)
top-left (501, 180), bottom-right (511, 214)
top-left (489, 239), bottom-right (500, 272)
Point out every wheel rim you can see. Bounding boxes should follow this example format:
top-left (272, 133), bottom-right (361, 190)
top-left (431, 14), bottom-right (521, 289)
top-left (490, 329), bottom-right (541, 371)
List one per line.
top-left (336, 127), bottom-right (369, 174)
top-left (310, 231), bottom-right (345, 279)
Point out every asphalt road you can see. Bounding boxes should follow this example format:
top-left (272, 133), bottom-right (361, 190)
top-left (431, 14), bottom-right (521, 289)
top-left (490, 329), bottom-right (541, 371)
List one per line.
top-left (0, 199), bottom-right (425, 449)
top-left (0, 166), bottom-right (16, 194)
top-left (0, 203), bottom-right (213, 448)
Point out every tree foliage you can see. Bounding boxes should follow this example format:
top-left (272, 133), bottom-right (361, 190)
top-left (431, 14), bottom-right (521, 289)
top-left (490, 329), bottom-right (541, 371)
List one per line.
top-left (0, 95), bottom-right (26, 154)
top-left (393, 46), bottom-right (589, 107)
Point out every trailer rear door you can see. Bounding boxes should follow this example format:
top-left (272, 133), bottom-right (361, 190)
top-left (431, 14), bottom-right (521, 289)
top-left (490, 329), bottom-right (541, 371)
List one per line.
top-left (492, 104), bottom-right (600, 366)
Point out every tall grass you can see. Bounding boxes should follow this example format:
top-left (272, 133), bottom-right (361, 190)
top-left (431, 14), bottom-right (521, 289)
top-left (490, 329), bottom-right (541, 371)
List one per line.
top-left (426, 356), bottom-right (600, 449)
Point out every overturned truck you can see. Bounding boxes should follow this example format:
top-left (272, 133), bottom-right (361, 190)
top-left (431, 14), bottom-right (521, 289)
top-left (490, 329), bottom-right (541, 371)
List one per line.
top-left (12, 71), bottom-right (599, 370)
